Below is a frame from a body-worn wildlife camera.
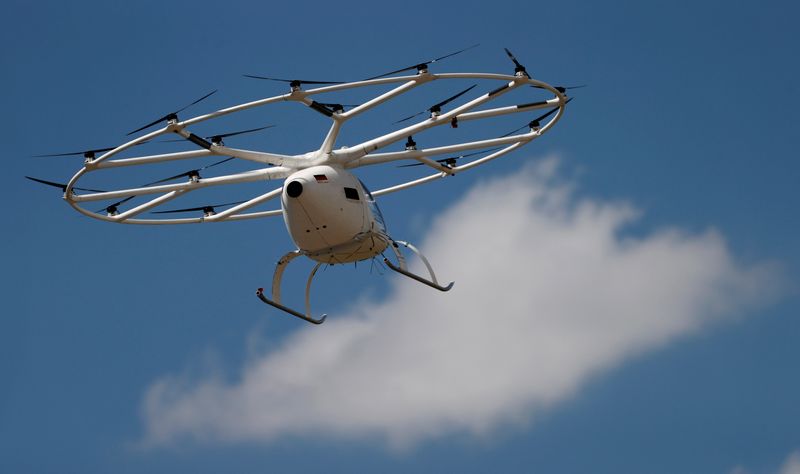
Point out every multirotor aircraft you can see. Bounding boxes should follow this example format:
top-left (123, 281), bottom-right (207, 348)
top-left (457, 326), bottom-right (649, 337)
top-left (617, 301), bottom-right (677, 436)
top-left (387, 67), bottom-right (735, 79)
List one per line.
top-left (28, 46), bottom-right (575, 324)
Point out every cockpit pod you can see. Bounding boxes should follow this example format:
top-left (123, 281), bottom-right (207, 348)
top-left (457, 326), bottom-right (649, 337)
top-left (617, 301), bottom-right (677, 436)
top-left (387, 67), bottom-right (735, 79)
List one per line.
top-left (281, 165), bottom-right (388, 264)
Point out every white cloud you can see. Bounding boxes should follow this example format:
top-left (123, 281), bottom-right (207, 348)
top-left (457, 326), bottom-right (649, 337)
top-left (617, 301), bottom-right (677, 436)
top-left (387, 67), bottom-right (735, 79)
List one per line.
top-left (731, 448), bottom-right (800, 474)
top-left (781, 450), bottom-right (800, 474)
top-left (140, 157), bottom-right (779, 448)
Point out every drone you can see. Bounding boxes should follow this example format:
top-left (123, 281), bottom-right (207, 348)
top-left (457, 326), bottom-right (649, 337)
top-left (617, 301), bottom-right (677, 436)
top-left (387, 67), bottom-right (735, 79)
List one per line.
top-left (28, 46), bottom-right (575, 324)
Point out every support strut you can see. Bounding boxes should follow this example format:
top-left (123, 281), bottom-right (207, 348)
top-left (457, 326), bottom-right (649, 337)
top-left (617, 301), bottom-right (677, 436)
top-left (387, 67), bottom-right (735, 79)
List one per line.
top-left (383, 240), bottom-right (454, 292)
top-left (255, 249), bottom-right (327, 324)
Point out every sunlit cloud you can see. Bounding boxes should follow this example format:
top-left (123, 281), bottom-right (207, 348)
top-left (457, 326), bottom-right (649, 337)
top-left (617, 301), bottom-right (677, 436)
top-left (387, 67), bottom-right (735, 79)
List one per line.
top-left (140, 157), bottom-right (779, 448)
top-left (781, 449), bottom-right (800, 474)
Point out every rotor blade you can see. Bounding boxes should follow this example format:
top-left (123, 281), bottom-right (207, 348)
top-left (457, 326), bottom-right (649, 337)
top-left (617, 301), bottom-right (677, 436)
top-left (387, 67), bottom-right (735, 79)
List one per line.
top-left (32, 141), bottom-right (151, 158)
top-left (127, 116), bottom-right (173, 137)
top-left (504, 47), bottom-right (524, 70)
top-left (393, 110), bottom-right (427, 124)
top-left (199, 156), bottom-right (235, 170)
top-left (364, 44), bottom-right (480, 80)
top-left (242, 75), bottom-right (344, 85)
top-left (212, 124), bottom-right (275, 140)
top-left (397, 147), bottom-right (504, 168)
top-left (96, 195), bottom-right (135, 214)
top-left (433, 84), bottom-right (477, 110)
top-left (26, 175), bottom-right (135, 212)
top-left (501, 98), bottom-right (572, 137)
top-left (162, 124), bottom-right (276, 143)
top-left (503, 47), bottom-right (530, 77)
top-left (394, 84), bottom-right (477, 124)
top-left (175, 89), bottom-right (218, 115)
top-left (141, 157), bottom-right (235, 186)
top-left (127, 89), bottom-right (218, 136)
top-left (32, 146), bottom-right (116, 158)
top-left (151, 200), bottom-right (248, 214)
top-left (532, 84), bottom-right (587, 93)
top-left (26, 176), bottom-right (107, 193)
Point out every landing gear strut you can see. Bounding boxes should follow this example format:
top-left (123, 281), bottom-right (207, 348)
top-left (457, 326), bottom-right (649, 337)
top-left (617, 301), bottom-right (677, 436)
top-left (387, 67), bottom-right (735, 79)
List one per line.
top-left (256, 238), bottom-right (453, 325)
top-left (383, 240), bottom-right (454, 292)
top-left (255, 249), bottom-right (327, 325)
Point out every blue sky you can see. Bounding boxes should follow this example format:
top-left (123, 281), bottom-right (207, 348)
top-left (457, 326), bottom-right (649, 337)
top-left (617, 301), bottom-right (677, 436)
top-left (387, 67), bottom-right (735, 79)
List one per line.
top-left (2, 0), bottom-right (799, 472)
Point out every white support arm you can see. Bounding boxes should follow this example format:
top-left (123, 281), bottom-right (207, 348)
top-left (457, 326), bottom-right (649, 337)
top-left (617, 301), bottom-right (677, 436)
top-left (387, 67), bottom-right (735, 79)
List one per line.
top-left (345, 133), bottom-right (532, 169)
top-left (210, 145), bottom-right (301, 167)
top-left (204, 187), bottom-right (283, 222)
top-left (454, 98), bottom-right (560, 123)
top-left (69, 167), bottom-right (290, 203)
top-left (114, 190), bottom-right (186, 222)
top-left (371, 140), bottom-right (527, 197)
top-left (95, 149), bottom-right (217, 169)
top-left (334, 79), bottom-right (522, 163)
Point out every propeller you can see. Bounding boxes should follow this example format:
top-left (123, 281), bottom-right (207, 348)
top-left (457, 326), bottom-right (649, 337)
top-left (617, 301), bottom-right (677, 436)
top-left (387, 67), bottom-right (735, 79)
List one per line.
top-left (32, 141), bottom-right (152, 159)
top-left (394, 84), bottom-right (477, 124)
top-left (140, 157), bottom-right (236, 187)
top-left (501, 98), bottom-right (573, 137)
top-left (33, 146), bottom-right (119, 159)
top-left (26, 176), bottom-right (141, 215)
top-left (532, 84), bottom-right (587, 94)
top-left (97, 196), bottom-right (136, 215)
top-left (127, 89), bottom-right (218, 136)
top-left (151, 200), bottom-right (248, 215)
top-left (504, 47), bottom-right (530, 78)
top-left (242, 75), bottom-right (345, 89)
top-left (364, 44), bottom-right (480, 81)
top-left (163, 124), bottom-right (275, 144)
top-left (397, 147), bottom-right (504, 168)
top-left (112, 156), bottom-right (238, 214)
top-left (206, 124), bottom-right (275, 144)
top-left (26, 175), bottom-right (138, 214)
top-left (25, 176), bottom-right (106, 193)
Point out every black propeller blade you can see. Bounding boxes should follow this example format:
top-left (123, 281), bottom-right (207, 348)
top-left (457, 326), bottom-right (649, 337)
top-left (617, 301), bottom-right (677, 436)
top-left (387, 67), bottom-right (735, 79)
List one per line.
top-left (208, 124), bottom-right (275, 143)
top-left (127, 89), bottom-right (218, 136)
top-left (501, 98), bottom-right (573, 137)
top-left (243, 75), bottom-right (345, 88)
top-left (532, 84), bottom-right (587, 94)
top-left (365, 44), bottom-right (480, 81)
top-left (33, 146), bottom-right (118, 159)
top-left (397, 147), bottom-right (504, 168)
top-left (151, 200), bottom-right (248, 215)
top-left (504, 47), bottom-right (529, 78)
top-left (27, 175), bottom-right (137, 214)
top-left (25, 176), bottom-right (106, 193)
top-left (97, 196), bottom-right (136, 215)
top-left (394, 84), bottom-right (477, 124)
top-left (163, 124), bottom-right (275, 144)
top-left (141, 157), bottom-right (235, 187)
top-left (32, 141), bottom-right (151, 159)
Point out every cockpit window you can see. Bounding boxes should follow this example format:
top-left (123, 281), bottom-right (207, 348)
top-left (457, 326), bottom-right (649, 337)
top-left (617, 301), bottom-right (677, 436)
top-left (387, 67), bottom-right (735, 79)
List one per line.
top-left (344, 187), bottom-right (359, 200)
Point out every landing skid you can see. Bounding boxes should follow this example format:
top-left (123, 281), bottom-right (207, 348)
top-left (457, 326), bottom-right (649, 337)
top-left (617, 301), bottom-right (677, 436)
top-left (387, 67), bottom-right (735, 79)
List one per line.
top-left (384, 240), bottom-right (454, 292)
top-left (256, 287), bottom-right (326, 325)
top-left (254, 250), bottom-right (328, 325)
top-left (256, 239), bottom-right (452, 325)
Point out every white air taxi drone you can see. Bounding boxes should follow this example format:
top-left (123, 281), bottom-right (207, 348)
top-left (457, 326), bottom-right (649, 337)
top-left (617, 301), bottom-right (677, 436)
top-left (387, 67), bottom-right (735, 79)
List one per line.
top-left (29, 46), bottom-right (575, 324)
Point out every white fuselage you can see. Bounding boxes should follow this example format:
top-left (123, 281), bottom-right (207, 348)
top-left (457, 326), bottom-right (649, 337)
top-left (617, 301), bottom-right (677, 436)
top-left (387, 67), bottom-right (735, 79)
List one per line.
top-left (281, 165), bottom-right (389, 264)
